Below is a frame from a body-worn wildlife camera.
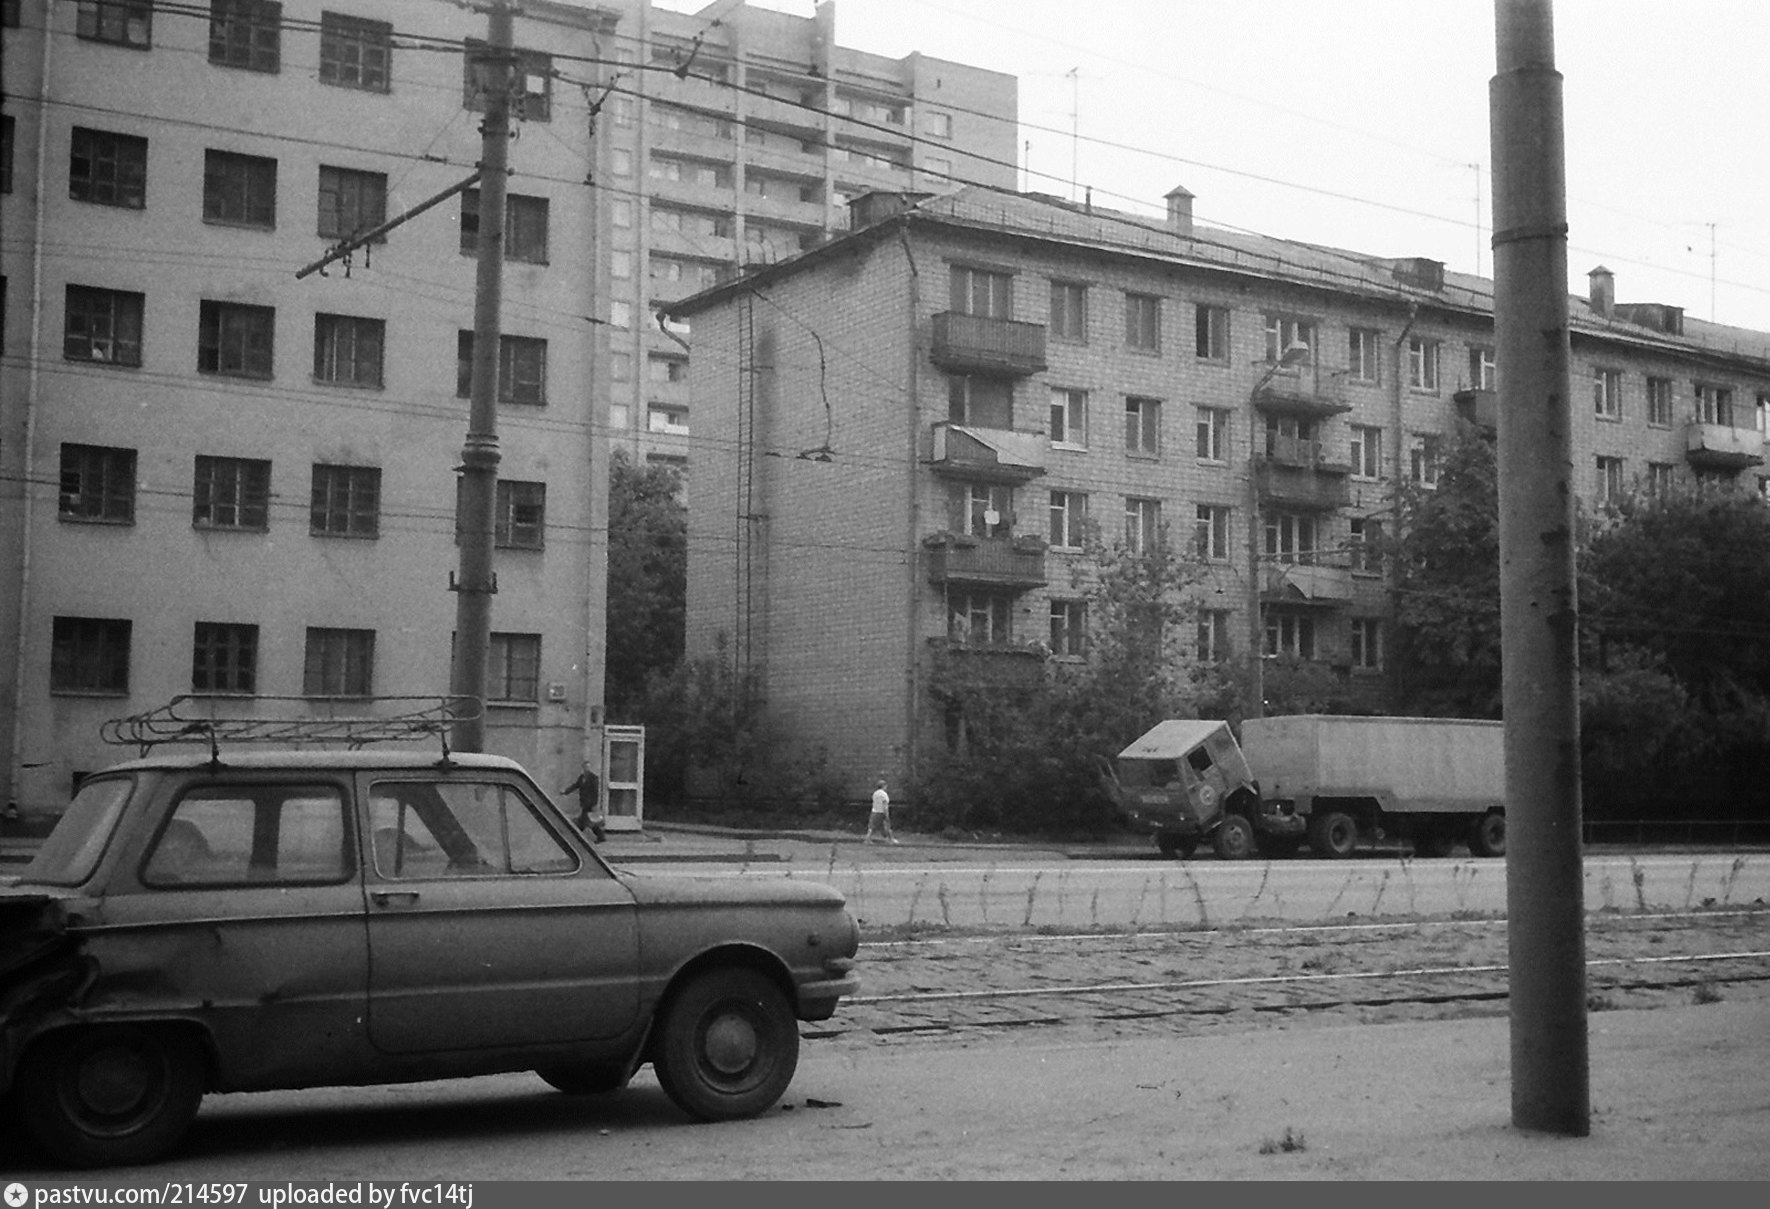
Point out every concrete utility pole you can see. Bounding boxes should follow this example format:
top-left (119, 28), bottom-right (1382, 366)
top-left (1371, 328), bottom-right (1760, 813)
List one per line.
top-left (451, 0), bottom-right (515, 753)
top-left (1490, 0), bottom-right (1589, 1136)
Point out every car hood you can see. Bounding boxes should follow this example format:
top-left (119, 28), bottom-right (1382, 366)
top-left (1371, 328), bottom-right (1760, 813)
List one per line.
top-left (616, 870), bottom-right (848, 910)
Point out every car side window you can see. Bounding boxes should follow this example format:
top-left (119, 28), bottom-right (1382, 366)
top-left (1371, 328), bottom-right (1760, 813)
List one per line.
top-left (143, 785), bottom-right (350, 886)
top-left (370, 779), bottom-right (579, 879)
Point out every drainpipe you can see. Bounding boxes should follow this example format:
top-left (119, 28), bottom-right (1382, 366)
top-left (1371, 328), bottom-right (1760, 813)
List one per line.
top-left (898, 223), bottom-right (922, 786)
top-left (9, 15), bottom-right (56, 818)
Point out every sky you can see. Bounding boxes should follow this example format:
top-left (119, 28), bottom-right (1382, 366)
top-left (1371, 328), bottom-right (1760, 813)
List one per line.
top-left (658, 0), bottom-right (1770, 334)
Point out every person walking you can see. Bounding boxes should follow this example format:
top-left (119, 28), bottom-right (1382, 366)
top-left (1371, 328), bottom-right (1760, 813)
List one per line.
top-left (865, 775), bottom-right (899, 844)
top-left (561, 763), bottom-right (606, 842)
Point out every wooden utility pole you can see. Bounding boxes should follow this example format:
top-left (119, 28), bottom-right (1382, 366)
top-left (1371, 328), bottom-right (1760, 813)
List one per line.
top-left (1490, 0), bottom-right (1590, 1136)
top-left (451, 0), bottom-right (515, 752)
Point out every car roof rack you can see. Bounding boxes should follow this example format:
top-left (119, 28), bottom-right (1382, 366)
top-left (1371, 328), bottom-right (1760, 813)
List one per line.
top-left (100, 695), bottom-right (482, 766)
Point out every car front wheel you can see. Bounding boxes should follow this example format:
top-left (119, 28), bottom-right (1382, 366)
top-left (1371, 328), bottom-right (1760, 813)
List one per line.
top-left (15, 1025), bottom-right (204, 1168)
top-left (653, 967), bottom-right (799, 1121)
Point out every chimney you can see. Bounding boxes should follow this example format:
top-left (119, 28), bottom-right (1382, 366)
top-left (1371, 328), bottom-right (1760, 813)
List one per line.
top-left (1588, 265), bottom-right (1614, 318)
top-left (1164, 185), bottom-right (1194, 236)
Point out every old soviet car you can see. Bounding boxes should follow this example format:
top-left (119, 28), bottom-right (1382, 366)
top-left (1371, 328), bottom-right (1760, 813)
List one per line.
top-left (0, 740), bottom-right (860, 1168)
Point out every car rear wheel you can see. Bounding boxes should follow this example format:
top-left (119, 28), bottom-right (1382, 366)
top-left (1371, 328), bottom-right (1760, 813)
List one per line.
top-left (535, 1062), bottom-right (630, 1096)
top-left (653, 968), bottom-right (799, 1122)
top-left (1211, 814), bottom-right (1257, 860)
top-left (1469, 811), bottom-right (1507, 858)
top-left (1309, 811), bottom-right (1359, 858)
top-left (15, 1025), bottom-right (204, 1168)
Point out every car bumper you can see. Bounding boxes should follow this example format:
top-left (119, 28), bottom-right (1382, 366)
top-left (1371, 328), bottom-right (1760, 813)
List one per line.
top-left (796, 971), bottom-right (861, 1021)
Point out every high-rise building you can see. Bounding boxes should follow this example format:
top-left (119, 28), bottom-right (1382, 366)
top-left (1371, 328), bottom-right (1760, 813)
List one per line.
top-left (0, 0), bottom-right (1017, 825)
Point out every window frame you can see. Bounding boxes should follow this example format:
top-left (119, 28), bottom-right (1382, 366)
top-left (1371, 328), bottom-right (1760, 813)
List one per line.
top-left (63, 285), bottom-right (144, 366)
top-left (457, 332), bottom-right (548, 405)
top-left (1049, 280), bottom-right (1087, 343)
top-left (1124, 396), bottom-right (1161, 458)
top-left (1595, 455), bottom-right (1625, 505)
top-left (198, 299), bottom-right (274, 378)
top-left (1195, 406), bottom-right (1229, 462)
top-left (1194, 503), bottom-right (1230, 562)
top-left (488, 633), bottom-right (542, 703)
top-left (495, 479), bottom-right (546, 550)
top-left (1049, 387), bottom-right (1087, 449)
top-left (1124, 292), bottom-right (1161, 353)
top-left (1264, 315), bottom-right (1317, 366)
top-left (192, 454), bottom-right (270, 531)
top-left (1406, 335), bottom-right (1441, 393)
top-left (1194, 303), bottom-right (1230, 362)
top-left (313, 312), bottom-right (385, 388)
top-left (191, 621), bottom-right (259, 695)
top-left (202, 148), bottom-right (277, 228)
top-left (1048, 490), bottom-right (1087, 550)
top-left (309, 463), bottom-right (381, 538)
top-left (460, 190), bottom-right (551, 264)
top-left (304, 626), bottom-right (375, 697)
top-left (1409, 433), bottom-right (1443, 487)
top-left (51, 616), bottom-right (132, 695)
top-left (69, 126), bottom-right (148, 209)
top-left (1469, 346), bottom-right (1497, 390)
top-left (1348, 327), bottom-right (1381, 383)
top-left (317, 165), bottom-right (388, 242)
top-left (1124, 496), bottom-right (1161, 556)
top-left (1593, 367), bottom-right (1623, 421)
top-left (208, 0), bottom-right (282, 74)
top-left (319, 11), bottom-right (392, 93)
top-left (1049, 599), bottom-right (1087, 658)
top-left (1646, 376), bottom-right (1674, 428)
top-left (1196, 609), bottom-right (1231, 663)
top-left (59, 443), bottom-right (136, 524)
top-left (1265, 613), bottom-right (1317, 660)
top-left (1349, 424), bottom-right (1383, 480)
top-left (1350, 618), bottom-right (1383, 671)
top-left (463, 39), bottom-right (553, 122)
top-left (78, 0), bottom-right (153, 49)
top-left (949, 264), bottom-right (1013, 318)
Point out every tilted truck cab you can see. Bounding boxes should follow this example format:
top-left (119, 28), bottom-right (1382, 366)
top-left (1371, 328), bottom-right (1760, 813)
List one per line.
top-left (1101, 720), bottom-right (1305, 860)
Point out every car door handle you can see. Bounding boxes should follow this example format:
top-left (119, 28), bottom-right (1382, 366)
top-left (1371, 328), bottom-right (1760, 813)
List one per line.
top-left (371, 890), bottom-right (421, 908)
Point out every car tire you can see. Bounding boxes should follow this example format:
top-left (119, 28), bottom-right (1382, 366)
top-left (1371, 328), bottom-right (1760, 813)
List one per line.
top-left (535, 1062), bottom-right (630, 1096)
top-left (1211, 814), bottom-right (1257, 860)
top-left (15, 1025), bottom-right (204, 1169)
top-left (653, 968), bottom-right (799, 1122)
top-left (1469, 811), bottom-right (1507, 858)
top-left (1155, 834), bottom-right (1197, 860)
top-left (1309, 811), bottom-right (1359, 859)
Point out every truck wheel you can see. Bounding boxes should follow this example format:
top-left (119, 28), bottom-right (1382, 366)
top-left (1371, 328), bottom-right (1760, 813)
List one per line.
top-left (15, 1025), bottom-right (204, 1168)
top-left (1156, 834), bottom-right (1197, 860)
top-left (1309, 811), bottom-right (1359, 858)
top-left (653, 968), bottom-right (799, 1122)
top-left (1469, 811), bottom-right (1506, 858)
top-left (1212, 815), bottom-right (1257, 860)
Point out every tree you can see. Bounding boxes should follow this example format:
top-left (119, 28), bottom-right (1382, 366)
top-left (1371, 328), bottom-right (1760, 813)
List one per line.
top-left (604, 452), bottom-right (686, 718)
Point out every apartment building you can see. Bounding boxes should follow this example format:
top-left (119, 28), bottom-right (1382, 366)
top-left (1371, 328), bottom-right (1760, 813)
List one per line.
top-left (0, 0), bottom-right (1011, 823)
top-left (665, 187), bottom-right (1770, 797)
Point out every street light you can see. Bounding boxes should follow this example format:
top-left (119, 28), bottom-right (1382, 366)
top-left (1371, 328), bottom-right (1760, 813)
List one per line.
top-left (1245, 341), bottom-right (1314, 721)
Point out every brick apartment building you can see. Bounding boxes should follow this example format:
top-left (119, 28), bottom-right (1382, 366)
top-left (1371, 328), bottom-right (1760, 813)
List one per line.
top-left (666, 186), bottom-right (1770, 798)
top-left (0, 0), bottom-right (1014, 823)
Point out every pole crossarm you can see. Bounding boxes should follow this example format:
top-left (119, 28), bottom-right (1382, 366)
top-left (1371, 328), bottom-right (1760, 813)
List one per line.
top-left (295, 169), bottom-right (486, 280)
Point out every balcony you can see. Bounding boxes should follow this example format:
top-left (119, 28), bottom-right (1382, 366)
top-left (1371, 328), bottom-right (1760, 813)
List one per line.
top-left (923, 532), bottom-right (1047, 590)
top-left (1256, 459), bottom-right (1351, 511)
top-left (1252, 369), bottom-right (1351, 419)
top-left (1685, 421), bottom-right (1765, 470)
top-left (1454, 388), bottom-right (1499, 433)
top-left (929, 422), bottom-right (1046, 483)
top-left (930, 312), bottom-right (1048, 377)
top-left (926, 638), bottom-right (1048, 689)
top-left (1261, 562), bottom-right (1354, 605)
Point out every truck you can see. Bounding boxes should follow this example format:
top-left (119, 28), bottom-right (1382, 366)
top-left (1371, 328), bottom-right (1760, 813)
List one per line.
top-left (1104, 715), bottom-right (1506, 860)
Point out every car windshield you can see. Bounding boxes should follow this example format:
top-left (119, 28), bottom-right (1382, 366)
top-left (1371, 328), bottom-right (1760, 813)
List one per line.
top-left (20, 774), bottom-right (137, 886)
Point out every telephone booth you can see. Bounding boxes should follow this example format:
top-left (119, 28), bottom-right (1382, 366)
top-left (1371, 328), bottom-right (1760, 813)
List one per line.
top-left (600, 724), bottom-right (645, 832)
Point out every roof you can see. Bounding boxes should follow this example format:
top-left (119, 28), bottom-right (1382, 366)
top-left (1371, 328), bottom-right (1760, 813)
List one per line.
top-left (1118, 720), bottom-right (1233, 761)
top-left (668, 186), bottom-right (1770, 370)
top-left (89, 750), bottom-right (531, 775)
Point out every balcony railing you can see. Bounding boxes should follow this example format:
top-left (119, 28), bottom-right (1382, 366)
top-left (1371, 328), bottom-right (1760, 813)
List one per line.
top-left (1251, 369), bottom-right (1350, 418)
top-left (930, 311), bottom-right (1047, 376)
top-left (1261, 562), bottom-right (1354, 604)
top-left (929, 422), bottom-right (1047, 482)
top-left (923, 532), bottom-right (1047, 590)
top-left (1255, 460), bottom-right (1351, 510)
top-left (1260, 433), bottom-right (1352, 472)
top-left (927, 639), bottom-right (1048, 688)
top-left (1685, 421), bottom-right (1766, 470)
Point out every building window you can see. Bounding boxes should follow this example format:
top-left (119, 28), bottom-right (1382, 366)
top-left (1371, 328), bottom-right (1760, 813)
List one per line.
top-left (209, 0), bottom-right (281, 73)
top-left (198, 300), bottom-right (274, 378)
top-left (489, 633), bottom-right (541, 702)
top-left (496, 480), bottom-right (545, 549)
top-left (647, 405), bottom-right (689, 434)
top-left (78, 0), bottom-right (153, 47)
top-left (63, 285), bottom-right (144, 366)
top-left (609, 301), bottom-right (632, 330)
top-left (925, 111), bottom-right (953, 138)
top-left (1195, 504), bottom-right (1230, 561)
top-left (1195, 406), bottom-right (1229, 462)
top-left (1349, 424), bottom-right (1382, 479)
top-left (947, 593), bottom-right (1011, 647)
top-left (1758, 392), bottom-right (1770, 435)
top-left (947, 375), bottom-right (1012, 428)
top-left (1125, 292), bottom-right (1161, 353)
top-left (1049, 490), bottom-right (1087, 549)
top-left (1469, 346), bottom-right (1497, 390)
top-left (1593, 368), bottom-right (1623, 420)
top-left (319, 12), bottom-right (391, 92)
top-left (456, 332), bottom-right (547, 404)
top-left (304, 627), bottom-right (374, 696)
top-left (1049, 388), bottom-right (1086, 448)
top-left (203, 149), bottom-right (277, 227)
top-left (69, 127), bottom-right (147, 208)
top-left (310, 463), bottom-right (380, 537)
top-left (1695, 383), bottom-right (1733, 426)
top-left (1646, 376), bottom-right (1674, 427)
top-left (1124, 497), bottom-right (1160, 556)
top-left (1409, 434), bottom-right (1442, 487)
top-left (950, 265), bottom-right (1012, 318)
top-left (192, 622), bottom-right (258, 695)
top-left (648, 354), bottom-right (687, 383)
top-left (1197, 610), bottom-right (1231, 663)
top-left (464, 41), bottom-right (552, 121)
top-left (1125, 396), bottom-right (1161, 457)
top-left (1406, 336), bottom-right (1440, 392)
top-left (1647, 461), bottom-right (1676, 497)
top-left (1349, 328), bottom-right (1381, 383)
top-left (193, 455), bottom-right (270, 530)
top-left (1264, 512), bottom-right (1317, 564)
top-left (612, 148), bottom-right (633, 177)
top-left (461, 190), bottom-right (550, 263)
top-left (59, 443), bottom-right (136, 523)
top-left (313, 313), bottom-right (384, 387)
top-left (1595, 455), bottom-right (1625, 505)
top-left (1350, 618), bottom-right (1382, 671)
top-left (51, 617), bottom-right (131, 694)
top-left (1264, 315), bottom-right (1316, 365)
top-left (1195, 304), bottom-right (1229, 361)
top-left (1050, 280), bottom-right (1087, 342)
top-left (1348, 517), bottom-right (1384, 574)
top-left (1266, 613), bottom-right (1316, 660)
top-left (1049, 600), bottom-right (1086, 658)
top-left (317, 165), bottom-right (387, 241)
top-left (949, 482), bottom-right (1011, 539)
